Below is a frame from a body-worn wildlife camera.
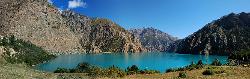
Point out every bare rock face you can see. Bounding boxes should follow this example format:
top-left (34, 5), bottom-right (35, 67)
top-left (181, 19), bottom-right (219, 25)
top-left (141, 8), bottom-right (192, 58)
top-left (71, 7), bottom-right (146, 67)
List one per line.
top-left (0, 0), bottom-right (144, 53)
top-left (168, 12), bottom-right (250, 55)
top-left (0, 0), bottom-right (82, 53)
top-left (62, 11), bottom-right (144, 53)
top-left (129, 27), bottom-right (177, 52)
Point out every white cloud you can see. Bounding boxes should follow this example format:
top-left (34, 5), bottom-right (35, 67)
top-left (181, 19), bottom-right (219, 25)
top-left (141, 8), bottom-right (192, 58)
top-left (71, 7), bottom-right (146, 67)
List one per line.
top-left (48, 0), bottom-right (53, 4)
top-left (68, 0), bottom-right (87, 9)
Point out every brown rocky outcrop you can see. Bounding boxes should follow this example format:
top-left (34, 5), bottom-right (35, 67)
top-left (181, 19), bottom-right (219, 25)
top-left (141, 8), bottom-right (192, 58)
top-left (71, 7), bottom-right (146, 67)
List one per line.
top-left (168, 12), bottom-right (250, 55)
top-left (0, 0), bottom-right (144, 53)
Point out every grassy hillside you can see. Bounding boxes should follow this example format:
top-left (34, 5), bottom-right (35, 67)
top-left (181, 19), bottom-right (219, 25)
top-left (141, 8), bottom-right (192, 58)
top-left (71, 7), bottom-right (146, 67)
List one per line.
top-left (0, 60), bottom-right (55, 79)
top-left (0, 35), bottom-right (55, 66)
top-left (1, 55), bottom-right (250, 79)
top-left (127, 66), bottom-right (250, 79)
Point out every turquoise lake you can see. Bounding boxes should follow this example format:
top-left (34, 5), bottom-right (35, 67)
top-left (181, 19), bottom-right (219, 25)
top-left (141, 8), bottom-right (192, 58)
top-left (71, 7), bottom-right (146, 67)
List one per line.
top-left (36, 52), bottom-right (228, 72)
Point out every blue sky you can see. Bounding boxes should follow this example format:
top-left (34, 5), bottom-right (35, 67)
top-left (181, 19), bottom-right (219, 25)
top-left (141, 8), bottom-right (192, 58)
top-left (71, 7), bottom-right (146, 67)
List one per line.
top-left (49, 0), bottom-right (250, 38)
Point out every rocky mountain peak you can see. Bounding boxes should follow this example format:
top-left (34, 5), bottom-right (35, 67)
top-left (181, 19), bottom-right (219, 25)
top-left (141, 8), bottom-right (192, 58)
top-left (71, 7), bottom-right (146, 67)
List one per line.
top-left (168, 12), bottom-right (250, 55)
top-left (0, 0), bottom-right (144, 53)
top-left (214, 12), bottom-right (250, 30)
top-left (130, 27), bottom-right (177, 52)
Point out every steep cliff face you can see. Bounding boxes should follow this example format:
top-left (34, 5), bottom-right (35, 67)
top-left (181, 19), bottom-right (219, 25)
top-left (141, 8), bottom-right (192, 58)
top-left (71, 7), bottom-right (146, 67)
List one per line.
top-left (62, 11), bottom-right (144, 53)
top-left (0, 0), bottom-right (143, 53)
top-left (129, 27), bottom-right (177, 52)
top-left (168, 12), bottom-right (250, 55)
top-left (0, 0), bottom-right (82, 53)
top-left (88, 19), bottom-right (144, 53)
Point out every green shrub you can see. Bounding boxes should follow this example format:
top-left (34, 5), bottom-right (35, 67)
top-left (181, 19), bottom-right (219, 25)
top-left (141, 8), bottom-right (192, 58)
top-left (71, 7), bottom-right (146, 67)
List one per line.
top-left (126, 65), bottom-right (139, 75)
top-left (202, 69), bottom-right (215, 75)
top-left (53, 63), bottom-right (128, 78)
top-left (196, 60), bottom-right (204, 69)
top-left (197, 60), bottom-right (203, 65)
top-left (105, 65), bottom-right (126, 78)
top-left (165, 68), bottom-right (177, 73)
top-left (207, 67), bottom-right (226, 74)
top-left (186, 62), bottom-right (197, 70)
top-left (75, 62), bottom-right (91, 73)
top-left (54, 68), bottom-right (71, 73)
top-left (53, 64), bottom-right (161, 78)
top-left (165, 67), bottom-right (185, 73)
top-left (0, 35), bottom-right (55, 66)
top-left (140, 69), bottom-right (160, 74)
top-left (211, 59), bottom-right (222, 66)
top-left (178, 72), bottom-right (187, 78)
top-left (165, 61), bottom-right (205, 73)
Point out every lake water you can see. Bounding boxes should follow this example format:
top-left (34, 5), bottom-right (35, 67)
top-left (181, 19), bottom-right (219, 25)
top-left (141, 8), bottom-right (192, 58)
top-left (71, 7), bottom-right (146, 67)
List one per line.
top-left (36, 52), bottom-right (228, 72)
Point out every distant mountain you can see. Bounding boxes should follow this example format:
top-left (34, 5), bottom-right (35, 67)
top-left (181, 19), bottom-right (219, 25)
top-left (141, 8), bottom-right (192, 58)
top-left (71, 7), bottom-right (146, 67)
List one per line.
top-left (168, 12), bottom-right (250, 55)
top-left (0, 0), bottom-right (144, 53)
top-left (129, 27), bottom-right (178, 52)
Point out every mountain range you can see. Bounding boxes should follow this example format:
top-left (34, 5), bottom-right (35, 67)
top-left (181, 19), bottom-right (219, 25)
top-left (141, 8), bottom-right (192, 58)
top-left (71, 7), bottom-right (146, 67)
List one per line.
top-left (168, 12), bottom-right (250, 55)
top-left (129, 27), bottom-right (177, 52)
top-left (1, 0), bottom-right (176, 53)
top-left (0, 0), bottom-right (145, 53)
top-left (1, 0), bottom-right (250, 56)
